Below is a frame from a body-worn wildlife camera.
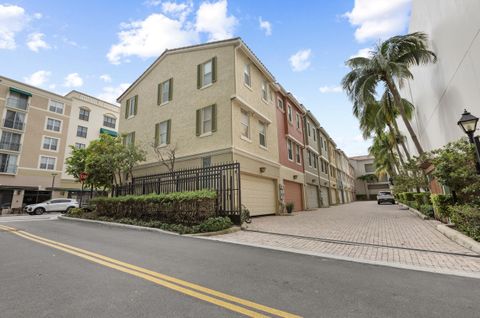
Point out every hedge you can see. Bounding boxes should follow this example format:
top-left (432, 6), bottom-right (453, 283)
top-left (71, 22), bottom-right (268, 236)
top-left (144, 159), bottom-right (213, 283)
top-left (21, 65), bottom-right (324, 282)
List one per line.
top-left (449, 205), bottom-right (480, 242)
top-left (413, 192), bottom-right (431, 206)
top-left (431, 194), bottom-right (452, 221)
top-left (90, 190), bottom-right (217, 226)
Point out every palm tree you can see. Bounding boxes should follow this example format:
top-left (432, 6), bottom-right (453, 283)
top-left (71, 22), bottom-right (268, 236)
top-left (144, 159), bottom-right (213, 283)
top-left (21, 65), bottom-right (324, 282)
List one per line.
top-left (369, 131), bottom-right (399, 176)
top-left (357, 174), bottom-right (378, 200)
top-left (342, 32), bottom-right (437, 155)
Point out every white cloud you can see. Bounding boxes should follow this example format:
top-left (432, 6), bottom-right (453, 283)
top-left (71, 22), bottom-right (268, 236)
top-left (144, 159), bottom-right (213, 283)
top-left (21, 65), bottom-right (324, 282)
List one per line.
top-left (64, 73), bottom-right (84, 88)
top-left (195, 0), bottom-right (237, 41)
top-left (0, 4), bottom-right (28, 49)
top-left (353, 134), bottom-right (364, 142)
top-left (107, 13), bottom-right (198, 64)
top-left (99, 74), bottom-right (112, 83)
top-left (24, 70), bottom-right (51, 87)
top-left (162, 1), bottom-right (193, 21)
top-left (344, 0), bottom-right (411, 42)
top-left (259, 17), bottom-right (272, 36)
top-left (98, 83), bottom-right (131, 104)
top-left (26, 32), bottom-right (50, 52)
top-left (289, 49), bottom-right (312, 72)
top-left (319, 85), bottom-right (342, 94)
top-left (350, 47), bottom-right (372, 59)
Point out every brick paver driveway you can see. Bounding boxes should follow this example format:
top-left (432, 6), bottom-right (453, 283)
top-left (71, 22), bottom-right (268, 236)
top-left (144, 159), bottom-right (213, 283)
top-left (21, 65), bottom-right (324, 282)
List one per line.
top-left (214, 201), bottom-right (480, 275)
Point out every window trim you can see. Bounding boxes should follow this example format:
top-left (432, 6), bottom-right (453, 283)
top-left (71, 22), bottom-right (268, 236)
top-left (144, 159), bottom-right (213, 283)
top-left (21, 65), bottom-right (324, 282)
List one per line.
top-left (76, 125), bottom-right (88, 138)
top-left (240, 109), bottom-right (250, 140)
top-left (258, 120), bottom-right (267, 148)
top-left (296, 113), bottom-right (301, 129)
top-left (79, 107), bottom-right (90, 121)
top-left (38, 155), bottom-right (57, 171)
top-left (0, 153), bottom-right (18, 174)
top-left (295, 144), bottom-right (301, 164)
top-left (126, 96), bottom-right (137, 119)
top-left (277, 98), bottom-right (284, 111)
top-left (287, 139), bottom-right (293, 161)
top-left (75, 142), bottom-right (86, 149)
top-left (243, 63), bottom-right (251, 88)
top-left (41, 136), bottom-right (60, 152)
top-left (287, 105), bottom-right (293, 123)
top-left (45, 117), bottom-right (62, 133)
top-left (103, 115), bottom-right (117, 129)
top-left (48, 100), bottom-right (65, 115)
top-left (261, 80), bottom-right (269, 102)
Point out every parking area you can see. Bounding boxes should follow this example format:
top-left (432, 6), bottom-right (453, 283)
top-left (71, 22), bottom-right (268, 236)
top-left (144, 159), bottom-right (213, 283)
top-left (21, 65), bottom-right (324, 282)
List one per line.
top-left (214, 201), bottom-right (480, 274)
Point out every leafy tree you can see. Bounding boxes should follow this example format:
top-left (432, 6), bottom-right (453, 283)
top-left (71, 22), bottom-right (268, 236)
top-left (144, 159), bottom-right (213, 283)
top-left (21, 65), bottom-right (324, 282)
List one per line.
top-left (342, 32), bottom-right (437, 155)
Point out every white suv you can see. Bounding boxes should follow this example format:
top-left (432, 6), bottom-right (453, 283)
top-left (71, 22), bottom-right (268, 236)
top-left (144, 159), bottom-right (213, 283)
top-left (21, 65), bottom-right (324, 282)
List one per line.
top-left (377, 191), bottom-right (395, 205)
top-left (24, 199), bottom-right (79, 215)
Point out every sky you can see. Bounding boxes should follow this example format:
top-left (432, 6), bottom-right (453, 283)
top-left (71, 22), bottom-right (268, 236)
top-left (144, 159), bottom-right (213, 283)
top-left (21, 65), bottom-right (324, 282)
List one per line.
top-left (0, 0), bottom-right (412, 156)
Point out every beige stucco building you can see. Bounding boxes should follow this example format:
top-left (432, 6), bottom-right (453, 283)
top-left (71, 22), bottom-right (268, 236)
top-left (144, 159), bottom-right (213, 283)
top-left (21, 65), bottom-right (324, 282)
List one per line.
top-left (349, 155), bottom-right (390, 200)
top-left (0, 76), bottom-right (119, 209)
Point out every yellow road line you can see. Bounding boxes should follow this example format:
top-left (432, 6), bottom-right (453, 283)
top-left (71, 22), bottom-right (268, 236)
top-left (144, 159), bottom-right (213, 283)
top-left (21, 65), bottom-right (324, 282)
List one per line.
top-left (0, 224), bottom-right (301, 318)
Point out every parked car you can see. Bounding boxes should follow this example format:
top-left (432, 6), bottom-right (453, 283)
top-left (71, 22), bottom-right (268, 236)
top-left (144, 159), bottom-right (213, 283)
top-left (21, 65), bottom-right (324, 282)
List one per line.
top-left (24, 199), bottom-right (79, 215)
top-left (377, 191), bottom-right (395, 205)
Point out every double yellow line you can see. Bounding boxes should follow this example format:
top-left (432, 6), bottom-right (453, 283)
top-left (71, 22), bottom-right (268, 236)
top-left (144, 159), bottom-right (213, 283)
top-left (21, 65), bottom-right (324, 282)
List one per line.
top-left (0, 224), bottom-right (301, 318)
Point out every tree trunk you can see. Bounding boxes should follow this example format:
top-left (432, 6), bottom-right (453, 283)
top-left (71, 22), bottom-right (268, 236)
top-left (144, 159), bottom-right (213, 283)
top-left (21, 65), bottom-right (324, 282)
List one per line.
top-left (391, 119), bottom-right (412, 161)
top-left (385, 77), bottom-right (424, 155)
top-left (387, 123), bottom-right (406, 168)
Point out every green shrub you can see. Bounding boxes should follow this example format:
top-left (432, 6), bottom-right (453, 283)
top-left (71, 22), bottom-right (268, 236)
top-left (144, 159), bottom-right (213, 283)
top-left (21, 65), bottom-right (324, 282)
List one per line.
top-left (431, 194), bottom-right (453, 220)
top-left (404, 192), bottom-right (416, 201)
top-left (419, 204), bottom-right (434, 217)
top-left (66, 207), bottom-right (84, 217)
top-left (193, 217), bottom-right (233, 233)
top-left (413, 193), bottom-right (431, 206)
top-left (449, 205), bottom-right (480, 242)
top-left (286, 202), bottom-right (294, 213)
top-left (90, 190), bottom-right (217, 225)
top-left (407, 201), bottom-right (418, 210)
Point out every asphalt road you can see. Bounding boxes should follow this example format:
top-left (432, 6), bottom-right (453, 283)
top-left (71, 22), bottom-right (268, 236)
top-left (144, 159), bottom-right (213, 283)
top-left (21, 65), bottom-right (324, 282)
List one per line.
top-left (0, 217), bottom-right (479, 318)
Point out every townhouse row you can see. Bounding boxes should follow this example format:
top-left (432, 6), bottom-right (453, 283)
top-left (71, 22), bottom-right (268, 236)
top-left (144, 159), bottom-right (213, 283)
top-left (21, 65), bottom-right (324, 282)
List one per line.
top-left (0, 76), bottom-right (119, 210)
top-left (118, 38), bottom-right (355, 216)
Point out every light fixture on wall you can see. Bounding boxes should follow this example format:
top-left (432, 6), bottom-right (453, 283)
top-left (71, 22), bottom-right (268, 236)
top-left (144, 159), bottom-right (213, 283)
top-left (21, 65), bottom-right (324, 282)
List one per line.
top-left (293, 175), bottom-right (298, 180)
top-left (457, 109), bottom-right (480, 174)
top-left (312, 179), bottom-right (316, 183)
top-left (259, 167), bottom-right (266, 173)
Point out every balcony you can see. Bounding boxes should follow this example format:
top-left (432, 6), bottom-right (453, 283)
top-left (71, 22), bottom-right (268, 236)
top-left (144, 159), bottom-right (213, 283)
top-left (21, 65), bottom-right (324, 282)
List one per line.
top-left (3, 118), bottom-right (24, 131)
top-left (6, 97), bottom-right (28, 111)
top-left (0, 142), bottom-right (21, 152)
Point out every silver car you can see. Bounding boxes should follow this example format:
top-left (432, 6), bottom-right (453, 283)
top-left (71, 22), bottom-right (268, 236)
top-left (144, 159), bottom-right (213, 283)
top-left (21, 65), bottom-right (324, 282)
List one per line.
top-left (377, 191), bottom-right (395, 205)
top-left (24, 199), bottom-right (79, 215)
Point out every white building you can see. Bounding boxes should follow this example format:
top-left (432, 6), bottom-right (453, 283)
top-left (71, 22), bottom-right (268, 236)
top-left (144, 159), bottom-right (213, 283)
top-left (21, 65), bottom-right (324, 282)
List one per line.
top-left (349, 155), bottom-right (390, 200)
top-left (399, 0), bottom-right (480, 155)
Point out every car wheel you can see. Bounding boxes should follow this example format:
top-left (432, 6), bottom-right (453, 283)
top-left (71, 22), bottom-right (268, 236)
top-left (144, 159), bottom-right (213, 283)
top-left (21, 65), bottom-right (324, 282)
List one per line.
top-left (27, 212), bottom-right (35, 215)
top-left (34, 207), bottom-right (45, 215)
top-left (377, 201), bottom-right (381, 205)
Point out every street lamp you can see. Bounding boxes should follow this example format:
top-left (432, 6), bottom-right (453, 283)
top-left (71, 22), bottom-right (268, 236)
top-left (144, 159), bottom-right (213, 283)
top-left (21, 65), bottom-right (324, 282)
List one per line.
top-left (457, 109), bottom-right (480, 174)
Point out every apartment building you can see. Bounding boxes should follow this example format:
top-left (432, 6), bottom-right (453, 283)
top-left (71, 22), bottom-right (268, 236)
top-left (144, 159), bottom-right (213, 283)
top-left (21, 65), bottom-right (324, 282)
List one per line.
top-left (117, 38), bottom-right (281, 216)
top-left (318, 127), bottom-right (331, 207)
top-left (303, 111), bottom-right (322, 209)
top-left (0, 76), bottom-right (119, 209)
top-left (349, 155), bottom-right (390, 200)
top-left (327, 138), bottom-right (339, 204)
top-left (275, 84), bottom-right (306, 212)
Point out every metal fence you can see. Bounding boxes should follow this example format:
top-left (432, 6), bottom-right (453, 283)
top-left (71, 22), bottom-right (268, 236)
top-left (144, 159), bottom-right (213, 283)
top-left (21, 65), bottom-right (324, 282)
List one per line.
top-left (112, 162), bottom-right (242, 224)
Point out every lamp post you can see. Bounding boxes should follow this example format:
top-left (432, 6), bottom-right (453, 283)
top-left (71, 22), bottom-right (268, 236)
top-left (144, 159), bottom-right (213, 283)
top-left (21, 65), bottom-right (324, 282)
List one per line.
top-left (457, 109), bottom-right (480, 174)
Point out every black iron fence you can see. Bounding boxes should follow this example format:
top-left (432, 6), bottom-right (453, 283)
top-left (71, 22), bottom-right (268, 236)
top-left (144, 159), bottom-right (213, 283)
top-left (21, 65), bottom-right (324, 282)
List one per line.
top-left (112, 162), bottom-right (242, 224)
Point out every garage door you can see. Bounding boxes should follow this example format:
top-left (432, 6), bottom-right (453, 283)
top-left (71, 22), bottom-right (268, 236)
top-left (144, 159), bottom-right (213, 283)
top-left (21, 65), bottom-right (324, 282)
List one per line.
top-left (320, 186), bottom-right (329, 207)
top-left (306, 184), bottom-right (319, 209)
top-left (330, 188), bottom-right (337, 205)
top-left (241, 174), bottom-right (276, 216)
top-left (284, 180), bottom-right (303, 212)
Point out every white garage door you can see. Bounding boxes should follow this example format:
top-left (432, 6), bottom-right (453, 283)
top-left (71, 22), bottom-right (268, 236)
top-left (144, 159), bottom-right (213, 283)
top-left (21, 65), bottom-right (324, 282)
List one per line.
top-left (306, 184), bottom-right (319, 209)
top-left (241, 174), bottom-right (276, 216)
top-left (320, 186), bottom-right (329, 207)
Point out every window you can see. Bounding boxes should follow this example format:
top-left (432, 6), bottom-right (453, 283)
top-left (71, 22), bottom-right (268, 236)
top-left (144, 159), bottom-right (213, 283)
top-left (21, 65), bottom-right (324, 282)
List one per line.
top-left (287, 139), bottom-right (293, 160)
top-left (0, 131), bottom-right (21, 151)
top-left (39, 156), bottom-right (56, 170)
top-left (126, 96), bottom-right (137, 118)
top-left (156, 120), bottom-right (170, 146)
top-left (0, 153), bottom-right (17, 173)
top-left (241, 110), bottom-right (250, 138)
top-left (277, 99), bottom-right (284, 111)
top-left (287, 106), bottom-right (293, 122)
top-left (103, 115), bottom-right (116, 129)
top-left (79, 108), bottom-right (90, 121)
top-left (258, 121), bottom-right (266, 147)
top-left (77, 126), bottom-right (88, 138)
top-left (202, 156), bottom-right (211, 168)
top-left (308, 150), bottom-right (312, 166)
top-left (244, 64), bottom-right (251, 87)
top-left (313, 155), bottom-right (317, 169)
top-left (296, 144), bottom-right (301, 163)
top-left (321, 160), bottom-right (325, 173)
top-left (46, 118), bottom-right (61, 132)
top-left (3, 110), bottom-right (25, 130)
top-left (124, 132), bottom-right (135, 146)
top-left (307, 123), bottom-right (311, 136)
top-left (196, 105), bottom-right (216, 136)
top-left (261, 80), bottom-right (268, 101)
top-left (75, 143), bottom-right (85, 149)
top-left (364, 163), bottom-right (375, 173)
top-left (42, 137), bottom-right (58, 151)
top-left (158, 79), bottom-right (172, 105)
top-left (296, 113), bottom-right (301, 129)
top-left (198, 58), bottom-right (216, 88)
top-left (49, 100), bottom-right (64, 114)
top-left (313, 128), bottom-right (316, 141)
top-left (6, 91), bottom-right (28, 110)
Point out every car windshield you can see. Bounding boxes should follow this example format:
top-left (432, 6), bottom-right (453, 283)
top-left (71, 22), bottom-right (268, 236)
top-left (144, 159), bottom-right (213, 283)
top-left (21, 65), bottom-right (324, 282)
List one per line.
top-left (379, 192), bottom-right (391, 195)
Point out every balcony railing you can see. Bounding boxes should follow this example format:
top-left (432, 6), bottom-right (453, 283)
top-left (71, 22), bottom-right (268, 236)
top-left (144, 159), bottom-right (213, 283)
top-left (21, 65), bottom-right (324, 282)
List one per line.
top-left (0, 164), bottom-right (17, 174)
top-left (6, 97), bottom-right (28, 111)
top-left (0, 142), bottom-right (21, 151)
top-left (3, 119), bottom-right (24, 131)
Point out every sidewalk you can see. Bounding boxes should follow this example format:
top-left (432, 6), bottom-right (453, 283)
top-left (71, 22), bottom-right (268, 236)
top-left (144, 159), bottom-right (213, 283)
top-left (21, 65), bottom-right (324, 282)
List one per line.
top-left (213, 201), bottom-right (480, 275)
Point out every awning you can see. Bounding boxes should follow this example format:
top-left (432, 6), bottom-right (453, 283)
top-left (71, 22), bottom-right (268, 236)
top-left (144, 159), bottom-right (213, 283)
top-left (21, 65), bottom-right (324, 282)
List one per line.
top-left (9, 87), bottom-right (32, 97)
top-left (100, 128), bottom-right (118, 137)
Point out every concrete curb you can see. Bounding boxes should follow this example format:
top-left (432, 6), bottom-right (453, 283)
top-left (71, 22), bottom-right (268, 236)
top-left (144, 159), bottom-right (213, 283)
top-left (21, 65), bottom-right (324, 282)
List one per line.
top-left (399, 203), bottom-right (429, 220)
top-left (58, 215), bottom-right (238, 237)
top-left (437, 224), bottom-right (480, 254)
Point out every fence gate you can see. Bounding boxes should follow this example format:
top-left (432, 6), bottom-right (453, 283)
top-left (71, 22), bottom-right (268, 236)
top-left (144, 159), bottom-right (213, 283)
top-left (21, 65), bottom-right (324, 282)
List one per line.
top-left (112, 162), bottom-right (242, 224)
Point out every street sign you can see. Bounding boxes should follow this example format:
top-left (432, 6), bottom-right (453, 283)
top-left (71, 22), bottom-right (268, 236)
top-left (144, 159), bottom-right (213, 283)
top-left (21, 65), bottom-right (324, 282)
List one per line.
top-left (79, 172), bottom-right (88, 182)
